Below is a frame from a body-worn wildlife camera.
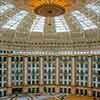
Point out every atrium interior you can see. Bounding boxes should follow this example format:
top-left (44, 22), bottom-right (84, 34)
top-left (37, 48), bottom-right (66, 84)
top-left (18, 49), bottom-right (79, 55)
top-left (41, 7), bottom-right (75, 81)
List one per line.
top-left (0, 0), bottom-right (100, 100)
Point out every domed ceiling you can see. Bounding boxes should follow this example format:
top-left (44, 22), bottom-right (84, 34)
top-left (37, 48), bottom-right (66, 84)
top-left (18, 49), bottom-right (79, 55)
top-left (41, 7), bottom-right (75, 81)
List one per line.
top-left (0, 0), bottom-right (100, 50)
top-left (9, 0), bottom-right (86, 15)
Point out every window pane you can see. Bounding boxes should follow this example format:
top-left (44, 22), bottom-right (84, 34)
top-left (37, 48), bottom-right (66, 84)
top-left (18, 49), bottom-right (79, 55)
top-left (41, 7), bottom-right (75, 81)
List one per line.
top-left (2, 10), bottom-right (28, 30)
top-left (54, 16), bottom-right (70, 32)
top-left (72, 10), bottom-right (97, 30)
top-left (30, 16), bottom-right (45, 32)
top-left (0, 4), bottom-right (14, 15)
top-left (86, 4), bottom-right (100, 15)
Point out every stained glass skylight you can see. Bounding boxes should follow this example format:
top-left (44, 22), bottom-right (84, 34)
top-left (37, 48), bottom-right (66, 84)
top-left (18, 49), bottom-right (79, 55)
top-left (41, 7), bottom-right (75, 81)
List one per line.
top-left (54, 16), bottom-right (70, 32)
top-left (2, 10), bottom-right (28, 30)
top-left (86, 4), bottom-right (100, 15)
top-left (30, 16), bottom-right (45, 32)
top-left (72, 10), bottom-right (97, 30)
top-left (0, 4), bottom-right (14, 15)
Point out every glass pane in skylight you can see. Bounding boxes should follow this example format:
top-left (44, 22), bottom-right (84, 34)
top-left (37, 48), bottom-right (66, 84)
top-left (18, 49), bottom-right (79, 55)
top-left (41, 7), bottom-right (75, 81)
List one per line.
top-left (30, 16), bottom-right (45, 32)
top-left (2, 10), bottom-right (28, 30)
top-left (72, 10), bottom-right (97, 30)
top-left (86, 4), bottom-right (100, 15)
top-left (54, 16), bottom-right (70, 32)
top-left (0, 4), bottom-right (14, 15)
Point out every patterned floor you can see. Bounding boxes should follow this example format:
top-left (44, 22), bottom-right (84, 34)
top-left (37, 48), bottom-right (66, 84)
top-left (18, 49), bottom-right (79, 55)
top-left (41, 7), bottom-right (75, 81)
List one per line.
top-left (64, 95), bottom-right (94, 100)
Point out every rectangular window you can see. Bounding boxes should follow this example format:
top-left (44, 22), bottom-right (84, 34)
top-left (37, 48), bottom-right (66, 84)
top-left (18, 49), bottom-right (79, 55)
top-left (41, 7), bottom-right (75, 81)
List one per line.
top-left (54, 16), bottom-right (70, 32)
top-left (0, 70), bottom-right (2, 75)
top-left (30, 16), bottom-right (45, 32)
top-left (0, 77), bottom-right (1, 81)
top-left (0, 64), bottom-right (2, 68)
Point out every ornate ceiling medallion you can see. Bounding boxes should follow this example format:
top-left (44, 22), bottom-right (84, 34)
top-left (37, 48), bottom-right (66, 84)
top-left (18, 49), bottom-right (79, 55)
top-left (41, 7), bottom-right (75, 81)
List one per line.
top-left (25, 0), bottom-right (73, 17)
top-left (10, 0), bottom-right (88, 17)
top-left (34, 4), bottom-right (65, 17)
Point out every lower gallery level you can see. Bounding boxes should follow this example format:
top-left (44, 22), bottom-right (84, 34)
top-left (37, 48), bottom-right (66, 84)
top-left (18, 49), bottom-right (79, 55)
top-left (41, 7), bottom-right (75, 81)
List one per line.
top-left (0, 50), bottom-right (100, 98)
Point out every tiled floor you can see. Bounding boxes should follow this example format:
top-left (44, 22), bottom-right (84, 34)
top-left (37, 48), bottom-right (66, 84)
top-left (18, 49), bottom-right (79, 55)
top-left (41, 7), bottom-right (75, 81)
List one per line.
top-left (64, 95), bottom-right (94, 100)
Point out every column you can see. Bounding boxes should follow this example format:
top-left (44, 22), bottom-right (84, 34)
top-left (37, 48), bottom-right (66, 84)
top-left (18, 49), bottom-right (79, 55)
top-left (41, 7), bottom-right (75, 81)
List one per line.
top-left (40, 57), bottom-right (43, 85)
top-left (23, 56), bottom-right (28, 93)
top-left (88, 56), bottom-right (92, 96)
top-left (71, 56), bottom-right (76, 94)
top-left (40, 56), bottom-right (43, 92)
top-left (7, 56), bottom-right (12, 96)
top-left (56, 56), bottom-right (59, 93)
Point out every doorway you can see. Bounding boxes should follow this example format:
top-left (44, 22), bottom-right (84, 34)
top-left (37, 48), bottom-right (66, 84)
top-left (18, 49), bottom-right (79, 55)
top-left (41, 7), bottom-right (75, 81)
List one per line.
top-left (12, 88), bottom-right (23, 94)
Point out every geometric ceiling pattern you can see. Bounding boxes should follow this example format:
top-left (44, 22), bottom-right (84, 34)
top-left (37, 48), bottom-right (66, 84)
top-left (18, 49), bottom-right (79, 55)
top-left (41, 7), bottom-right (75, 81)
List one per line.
top-left (86, 3), bottom-right (100, 15)
top-left (2, 10), bottom-right (29, 30)
top-left (0, 4), bottom-right (14, 15)
top-left (0, 1), bottom-right (99, 33)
